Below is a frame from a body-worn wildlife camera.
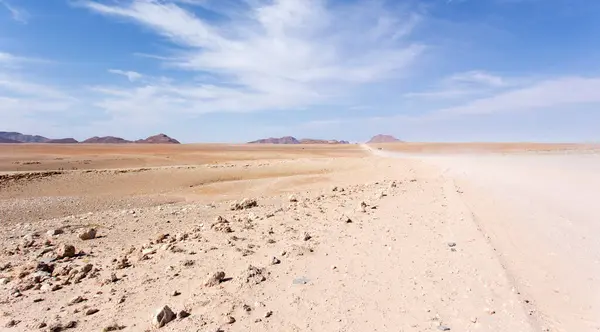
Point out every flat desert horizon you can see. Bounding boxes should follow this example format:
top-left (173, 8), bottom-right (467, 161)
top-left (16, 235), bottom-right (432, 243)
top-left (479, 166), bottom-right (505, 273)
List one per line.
top-left (1, 142), bottom-right (598, 331)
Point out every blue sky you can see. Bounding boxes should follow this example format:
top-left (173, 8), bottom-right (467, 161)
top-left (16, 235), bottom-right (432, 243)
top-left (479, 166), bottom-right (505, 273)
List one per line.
top-left (1, 0), bottom-right (600, 143)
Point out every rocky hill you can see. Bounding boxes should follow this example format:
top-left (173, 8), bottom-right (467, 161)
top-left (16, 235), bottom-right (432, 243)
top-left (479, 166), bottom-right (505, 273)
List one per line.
top-left (136, 134), bottom-right (180, 144)
top-left (249, 137), bottom-right (349, 144)
top-left (299, 139), bottom-right (350, 144)
top-left (367, 134), bottom-right (401, 144)
top-left (249, 136), bottom-right (300, 144)
top-left (46, 138), bottom-right (79, 144)
top-left (83, 136), bottom-right (132, 144)
top-left (0, 131), bottom-right (49, 143)
top-left (0, 137), bottom-right (21, 143)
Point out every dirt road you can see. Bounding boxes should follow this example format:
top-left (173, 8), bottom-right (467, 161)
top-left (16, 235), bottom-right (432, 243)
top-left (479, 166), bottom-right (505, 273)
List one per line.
top-left (369, 145), bottom-right (600, 332)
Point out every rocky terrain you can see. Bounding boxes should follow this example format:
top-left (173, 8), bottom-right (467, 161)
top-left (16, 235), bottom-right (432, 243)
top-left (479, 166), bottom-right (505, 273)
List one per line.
top-left (45, 139), bottom-right (79, 144)
top-left (1, 143), bottom-right (597, 331)
top-left (249, 137), bottom-right (349, 144)
top-left (0, 137), bottom-right (21, 143)
top-left (0, 132), bottom-right (181, 145)
top-left (366, 134), bottom-right (401, 144)
top-left (82, 137), bottom-right (132, 144)
top-left (135, 134), bottom-right (180, 144)
top-left (0, 132), bottom-right (50, 143)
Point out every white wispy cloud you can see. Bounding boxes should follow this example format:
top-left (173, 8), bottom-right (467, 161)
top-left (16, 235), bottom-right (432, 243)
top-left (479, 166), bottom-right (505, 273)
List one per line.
top-left (108, 69), bottom-right (143, 82)
top-left (404, 70), bottom-right (510, 100)
top-left (0, 0), bottom-right (29, 23)
top-left (82, 0), bottom-right (424, 115)
top-left (437, 76), bottom-right (600, 115)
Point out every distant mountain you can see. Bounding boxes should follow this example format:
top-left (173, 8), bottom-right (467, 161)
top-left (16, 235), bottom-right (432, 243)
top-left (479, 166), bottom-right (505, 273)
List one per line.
top-left (136, 133), bottom-right (180, 144)
top-left (367, 134), bottom-right (401, 144)
top-left (249, 136), bottom-right (350, 144)
top-left (0, 137), bottom-right (21, 143)
top-left (299, 138), bottom-right (350, 144)
top-left (83, 136), bottom-right (132, 144)
top-left (249, 136), bottom-right (300, 144)
top-left (0, 131), bottom-right (49, 143)
top-left (46, 138), bottom-right (79, 144)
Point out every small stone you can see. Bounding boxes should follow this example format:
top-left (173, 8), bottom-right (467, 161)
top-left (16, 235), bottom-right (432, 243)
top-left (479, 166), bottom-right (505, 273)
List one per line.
top-left (155, 234), bottom-right (168, 243)
top-left (171, 290), bottom-right (181, 296)
top-left (288, 195), bottom-right (298, 202)
top-left (470, 317), bottom-right (478, 323)
top-left (78, 228), bottom-right (97, 241)
top-left (243, 304), bottom-right (252, 312)
top-left (47, 322), bottom-right (62, 332)
top-left (5, 319), bottom-right (19, 327)
top-left (22, 234), bottom-right (35, 247)
top-left (47, 229), bottom-right (63, 237)
top-left (271, 257), bottom-right (281, 265)
top-left (85, 308), bottom-right (99, 315)
top-left (68, 296), bottom-right (85, 305)
top-left (37, 322), bottom-right (47, 328)
top-left (56, 244), bottom-right (76, 258)
top-left (225, 316), bottom-right (236, 324)
top-left (437, 326), bottom-right (451, 331)
top-left (65, 321), bottom-right (77, 328)
top-left (204, 271), bottom-right (226, 287)
top-left (152, 305), bottom-right (176, 328)
top-left (101, 323), bottom-right (125, 331)
top-left (303, 232), bottom-right (312, 241)
top-left (341, 215), bottom-right (353, 223)
top-left (177, 310), bottom-right (190, 319)
top-left (264, 311), bottom-right (273, 318)
top-left (447, 242), bottom-right (457, 248)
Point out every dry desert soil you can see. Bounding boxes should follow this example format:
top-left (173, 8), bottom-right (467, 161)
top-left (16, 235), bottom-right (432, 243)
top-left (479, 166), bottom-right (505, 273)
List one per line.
top-left (0, 142), bottom-right (599, 332)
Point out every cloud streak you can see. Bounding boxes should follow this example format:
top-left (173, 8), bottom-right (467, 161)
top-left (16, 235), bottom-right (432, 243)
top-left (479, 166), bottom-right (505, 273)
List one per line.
top-left (0, 0), bottom-right (29, 23)
top-left (82, 0), bottom-right (424, 115)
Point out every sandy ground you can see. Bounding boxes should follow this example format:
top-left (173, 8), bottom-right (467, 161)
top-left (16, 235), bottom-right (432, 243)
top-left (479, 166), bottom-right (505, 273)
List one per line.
top-left (0, 143), bottom-right (597, 331)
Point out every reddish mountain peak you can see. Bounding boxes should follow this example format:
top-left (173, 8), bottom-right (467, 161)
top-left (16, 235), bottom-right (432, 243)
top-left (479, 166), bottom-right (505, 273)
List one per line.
top-left (367, 134), bottom-right (401, 144)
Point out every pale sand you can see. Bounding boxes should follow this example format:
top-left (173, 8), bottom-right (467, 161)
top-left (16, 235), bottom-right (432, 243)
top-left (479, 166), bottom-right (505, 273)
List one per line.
top-left (0, 143), bottom-right (597, 331)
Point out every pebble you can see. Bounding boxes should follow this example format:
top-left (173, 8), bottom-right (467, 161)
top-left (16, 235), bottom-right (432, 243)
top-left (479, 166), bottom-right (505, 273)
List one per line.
top-left (264, 311), bottom-right (273, 318)
top-left (152, 305), bottom-right (176, 328)
top-left (177, 310), bottom-right (190, 319)
top-left (225, 316), bottom-right (236, 324)
top-left (437, 325), bottom-right (451, 331)
top-left (271, 257), bottom-right (281, 265)
top-left (204, 271), bottom-right (226, 287)
top-left (447, 242), bottom-right (457, 248)
top-left (56, 244), bottom-right (76, 258)
top-left (85, 308), bottom-right (99, 315)
top-left (68, 296), bottom-right (85, 305)
top-left (303, 232), bottom-right (312, 241)
top-left (78, 228), bottom-right (97, 240)
top-left (171, 290), bottom-right (181, 296)
top-left (47, 229), bottom-right (63, 237)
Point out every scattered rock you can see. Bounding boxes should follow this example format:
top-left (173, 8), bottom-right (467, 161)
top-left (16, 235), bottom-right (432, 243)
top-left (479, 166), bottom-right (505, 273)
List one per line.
top-left (101, 323), bottom-right (125, 331)
top-left (21, 234), bottom-right (35, 247)
top-left (244, 265), bottom-right (267, 284)
top-left (85, 308), bottom-right (99, 315)
top-left (230, 198), bottom-right (258, 210)
top-left (78, 228), bottom-right (97, 241)
top-left (264, 311), bottom-right (273, 318)
top-left (288, 195), bottom-right (298, 202)
top-left (64, 321), bottom-right (77, 328)
top-left (225, 316), bottom-right (236, 324)
top-left (5, 319), bottom-right (19, 327)
top-left (47, 322), bottom-right (63, 332)
top-left (204, 271), bottom-right (226, 287)
top-left (303, 232), bottom-right (312, 241)
top-left (171, 290), bottom-right (181, 297)
top-left (437, 325), bottom-right (451, 331)
top-left (37, 322), bottom-right (47, 328)
top-left (152, 305), bottom-right (176, 328)
top-left (341, 215), bottom-right (353, 223)
top-left (155, 234), bottom-right (168, 243)
top-left (177, 310), bottom-right (190, 319)
top-left (47, 229), bottom-right (63, 237)
top-left (68, 296), bottom-right (85, 305)
top-left (447, 242), bottom-right (457, 248)
top-left (271, 257), bottom-right (281, 265)
top-left (56, 244), bottom-right (76, 259)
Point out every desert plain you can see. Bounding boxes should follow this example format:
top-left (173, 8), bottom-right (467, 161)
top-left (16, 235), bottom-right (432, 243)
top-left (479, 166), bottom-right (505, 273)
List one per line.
top-left (0, 142), bottom-right (599, 332)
